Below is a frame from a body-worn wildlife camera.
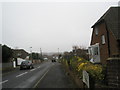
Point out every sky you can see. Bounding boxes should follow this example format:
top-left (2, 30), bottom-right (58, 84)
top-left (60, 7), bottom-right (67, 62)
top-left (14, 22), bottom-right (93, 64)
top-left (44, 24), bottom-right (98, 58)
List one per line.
top-left (0, 0), bottom-right (119, 53)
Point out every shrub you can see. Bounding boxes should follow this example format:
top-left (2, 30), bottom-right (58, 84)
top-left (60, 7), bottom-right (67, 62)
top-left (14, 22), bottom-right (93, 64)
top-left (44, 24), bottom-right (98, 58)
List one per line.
top-left (63, 56), bottom-right (105, 83)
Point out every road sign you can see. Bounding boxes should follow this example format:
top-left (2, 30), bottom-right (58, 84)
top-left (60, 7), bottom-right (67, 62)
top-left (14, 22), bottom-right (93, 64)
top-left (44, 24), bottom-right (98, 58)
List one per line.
top-left (83, 70), bottom-right (90, 88)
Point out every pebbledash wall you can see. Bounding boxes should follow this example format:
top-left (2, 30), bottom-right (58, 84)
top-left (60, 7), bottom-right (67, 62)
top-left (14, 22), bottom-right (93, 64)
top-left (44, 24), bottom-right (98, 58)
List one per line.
top-left (107, 57), bottom-right (120, 88)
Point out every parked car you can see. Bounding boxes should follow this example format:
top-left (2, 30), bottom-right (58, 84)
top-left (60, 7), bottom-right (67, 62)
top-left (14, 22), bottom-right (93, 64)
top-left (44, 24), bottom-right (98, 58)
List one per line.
top-left (52, 59), bottom-right (56, 62)
top-left (20, 60), bottom-right (34, 70)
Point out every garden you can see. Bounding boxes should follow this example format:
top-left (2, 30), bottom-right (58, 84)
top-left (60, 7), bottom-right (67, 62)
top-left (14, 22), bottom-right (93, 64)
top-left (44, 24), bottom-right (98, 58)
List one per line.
top-left (61, 56), bottom-right (107, 88)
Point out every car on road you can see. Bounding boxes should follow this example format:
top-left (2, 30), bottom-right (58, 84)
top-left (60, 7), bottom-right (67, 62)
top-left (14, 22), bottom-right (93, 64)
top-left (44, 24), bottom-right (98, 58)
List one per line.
top-left (20, 60), bottom-right (34, 70)
top-left (52, 59), bottom-right (56, 62)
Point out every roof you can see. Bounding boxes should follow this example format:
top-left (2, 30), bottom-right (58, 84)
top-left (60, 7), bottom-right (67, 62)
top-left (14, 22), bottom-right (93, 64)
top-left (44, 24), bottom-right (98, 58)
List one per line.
top-left (92, 7), bottom-right (120, 40)
top-left (13, 49), bottom-right (29, 54)
top-left (13, 49), bottom-right (28, 53)
top-left (13, 49), bottom-right (29, 58)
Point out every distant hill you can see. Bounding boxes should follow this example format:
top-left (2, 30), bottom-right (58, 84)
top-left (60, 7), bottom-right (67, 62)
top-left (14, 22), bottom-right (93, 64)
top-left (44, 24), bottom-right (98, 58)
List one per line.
top-left (42, 52), bottom-right (63, 56)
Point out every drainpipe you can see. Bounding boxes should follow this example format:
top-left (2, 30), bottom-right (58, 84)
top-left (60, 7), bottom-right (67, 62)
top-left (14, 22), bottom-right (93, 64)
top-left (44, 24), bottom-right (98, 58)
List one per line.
top-left (116, 39), bottom-right (120, 56)
top-left (105, 21), bottom-right (111, 57)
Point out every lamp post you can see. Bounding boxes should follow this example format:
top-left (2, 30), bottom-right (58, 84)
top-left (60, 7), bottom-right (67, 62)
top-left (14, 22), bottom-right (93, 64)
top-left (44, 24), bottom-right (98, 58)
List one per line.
top-left (58, 48), bottom-right (59, 60)
top-left (30, 47), bottom-right (32, 62)
top-left (40, 48), bottom-right (42, 60)
top-left (58, 48), bottom-right (59, 55)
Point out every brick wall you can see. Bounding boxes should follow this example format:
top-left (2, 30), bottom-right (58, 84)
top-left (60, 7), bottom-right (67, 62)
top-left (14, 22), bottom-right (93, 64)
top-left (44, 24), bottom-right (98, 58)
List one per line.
top-left (91, 22), bottom-right (109, 64)
top-left (91, 22), bottom-right (119, 64)
top-left (109, 30), bottom-right (119, 56)
top-left (107, 58), bottom-right (120, 88)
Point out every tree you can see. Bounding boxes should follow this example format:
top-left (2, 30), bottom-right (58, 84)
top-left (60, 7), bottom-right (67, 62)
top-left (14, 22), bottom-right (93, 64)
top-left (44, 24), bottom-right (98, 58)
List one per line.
top-left (72, 45), bottom-right (88, 58)
top-left (2, 45), bottom-right (13, 62)
top-left (58, 54), bottom-right (62, 59)
top-left (31, 52), bottom-right (39, 60)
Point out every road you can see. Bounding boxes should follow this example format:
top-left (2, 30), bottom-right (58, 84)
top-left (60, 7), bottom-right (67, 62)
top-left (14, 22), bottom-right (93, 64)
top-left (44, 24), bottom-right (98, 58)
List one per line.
top-left (1, 60), bottom-right (77, 88)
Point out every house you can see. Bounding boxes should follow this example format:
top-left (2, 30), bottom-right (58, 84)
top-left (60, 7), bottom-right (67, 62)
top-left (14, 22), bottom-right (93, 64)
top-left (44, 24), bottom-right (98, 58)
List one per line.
top-left (13, 49), bottom-right (29, 59)
top-left (13, 49), bottom-right (30, 65)
top-left (0, 44), bottom-right (1, 63)
top-left (89, 7), bottom-right (120, 64)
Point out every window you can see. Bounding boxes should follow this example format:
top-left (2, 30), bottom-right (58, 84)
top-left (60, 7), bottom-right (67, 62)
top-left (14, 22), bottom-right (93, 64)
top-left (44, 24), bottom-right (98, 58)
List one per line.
top-left (88, 47), bottom-right (92, 55)
top-left (94, 47), bottom-right (99, 55)
top-left (101, 35), bottom-right (105, 44)
top-left (95, 27), bottom-right (98, 35)
top-left (89, 43), bottom-right (100, 63)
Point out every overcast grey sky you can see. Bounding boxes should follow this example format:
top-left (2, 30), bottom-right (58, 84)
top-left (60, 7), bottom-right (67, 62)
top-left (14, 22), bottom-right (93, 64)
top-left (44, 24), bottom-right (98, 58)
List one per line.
top-left (0, 0), bottom-right (119, 53)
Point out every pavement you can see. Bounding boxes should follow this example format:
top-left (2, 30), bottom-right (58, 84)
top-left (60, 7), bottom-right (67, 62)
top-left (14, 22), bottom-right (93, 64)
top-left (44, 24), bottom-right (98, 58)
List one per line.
top-left (36, 62), bottom-right (77, 88)
top-left (1, 60), bottom-right (77, 89)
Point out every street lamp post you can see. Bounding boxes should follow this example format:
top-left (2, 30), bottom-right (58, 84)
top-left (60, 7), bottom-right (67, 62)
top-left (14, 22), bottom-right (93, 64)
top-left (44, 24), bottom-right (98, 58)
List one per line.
top-left (40, 48), bottom-right (42, 60)
top-left (58, 48), bottom-right (60, 60)
top-left (30, 47), bottom-right (33, 62)
top-left (58, 48), bottom-right (59, 55)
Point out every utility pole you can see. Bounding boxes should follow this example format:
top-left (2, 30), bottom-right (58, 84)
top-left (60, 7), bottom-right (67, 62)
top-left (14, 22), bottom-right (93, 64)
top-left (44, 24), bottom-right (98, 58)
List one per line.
top-left (40, 48), bottom-right (42, 59)
top-left (58, 48), bottom-right (59, 55)
top-left (30, 47), bottom-right (33, 62)
top-left (58, 48), bottom-right (59, 60)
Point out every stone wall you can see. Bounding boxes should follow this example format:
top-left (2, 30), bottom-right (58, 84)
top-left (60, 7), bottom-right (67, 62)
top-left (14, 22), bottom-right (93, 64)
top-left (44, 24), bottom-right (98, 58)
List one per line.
top-left (107, 58), bottom-right (120, 88)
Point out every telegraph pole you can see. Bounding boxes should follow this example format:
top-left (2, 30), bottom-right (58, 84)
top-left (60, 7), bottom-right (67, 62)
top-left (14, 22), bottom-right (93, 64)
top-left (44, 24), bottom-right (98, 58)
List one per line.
top-left (30, 47), bottom-right (32, 62)
top-left (58, 48), bottom-right (59, 55)
top-left (40, 48), bottom-right (42, 59)
top-left (58, 48), bottom-right (60, 60)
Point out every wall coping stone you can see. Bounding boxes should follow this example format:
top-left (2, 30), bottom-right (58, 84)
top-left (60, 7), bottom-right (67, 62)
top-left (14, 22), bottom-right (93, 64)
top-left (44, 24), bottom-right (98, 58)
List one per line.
top-left (107, 58), bottom-right (120, 61)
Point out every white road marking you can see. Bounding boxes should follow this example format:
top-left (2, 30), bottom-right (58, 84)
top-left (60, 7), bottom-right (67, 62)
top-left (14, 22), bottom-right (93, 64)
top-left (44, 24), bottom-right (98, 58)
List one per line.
top-left (0, 80), bottom-right (8, 85)
top-left (33, 69), bottom-right (50, 88)
top-left (16, 72), bottom-right (28, 77)
top-left (30, 68), bottom-right (36, 71)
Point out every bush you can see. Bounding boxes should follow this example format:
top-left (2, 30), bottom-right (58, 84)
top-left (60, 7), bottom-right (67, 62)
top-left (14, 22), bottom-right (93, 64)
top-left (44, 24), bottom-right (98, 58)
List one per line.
top-left (62, 56), bottom-right (105, 83)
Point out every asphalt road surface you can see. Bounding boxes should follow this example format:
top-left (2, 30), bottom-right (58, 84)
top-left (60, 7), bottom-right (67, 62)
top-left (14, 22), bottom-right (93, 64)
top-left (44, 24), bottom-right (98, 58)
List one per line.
top-left (35, 62), bottom-right (77, 88)
top-left (1, 60), bottom-right (77, 88)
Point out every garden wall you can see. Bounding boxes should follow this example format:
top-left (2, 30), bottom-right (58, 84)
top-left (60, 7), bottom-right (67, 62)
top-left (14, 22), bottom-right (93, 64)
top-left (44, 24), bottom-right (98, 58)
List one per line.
top-left (2, 62), bottom-right (13, 72)
top-left (107, 58), bottom-right (120, 88)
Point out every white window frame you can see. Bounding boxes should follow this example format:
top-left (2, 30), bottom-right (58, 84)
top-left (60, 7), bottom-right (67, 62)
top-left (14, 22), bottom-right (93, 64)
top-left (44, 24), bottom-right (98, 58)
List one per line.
top-left (95, 27), bottom-right (98, 35)
top-left (101, 35), bottom-right (105, 44)
top-left (88, 43), bottom-right (100, 63)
